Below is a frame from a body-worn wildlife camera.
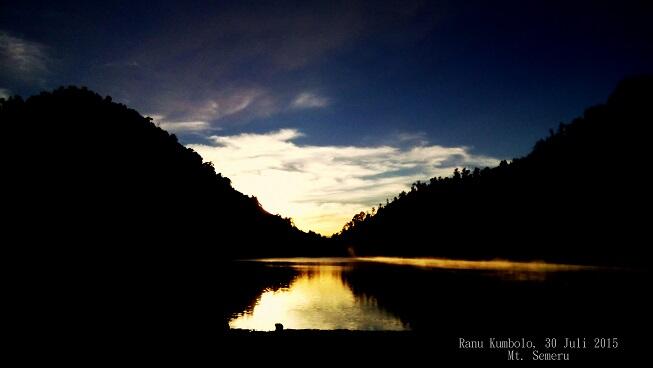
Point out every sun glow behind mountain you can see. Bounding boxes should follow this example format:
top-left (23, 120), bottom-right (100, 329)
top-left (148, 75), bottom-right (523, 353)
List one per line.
top-left (190, 128), bottom-right (499, 235)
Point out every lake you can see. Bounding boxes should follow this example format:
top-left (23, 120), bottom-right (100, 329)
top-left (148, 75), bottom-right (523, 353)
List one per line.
top-left (225, 257), bottom-right (647, 333)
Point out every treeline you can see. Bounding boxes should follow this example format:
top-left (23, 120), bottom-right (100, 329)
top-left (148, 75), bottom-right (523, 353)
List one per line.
top-left (1, 86), bottom-right (337, 346)
top-left (2, 86), bottom-right (335, 259)
top-left (334, 76), bottom-right (652, 266)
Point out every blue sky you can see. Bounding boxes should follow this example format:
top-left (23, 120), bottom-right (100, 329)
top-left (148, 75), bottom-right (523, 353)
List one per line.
top-left (2, 0), bottom-right (651, 234)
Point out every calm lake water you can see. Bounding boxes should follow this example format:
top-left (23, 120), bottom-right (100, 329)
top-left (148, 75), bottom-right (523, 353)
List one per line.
top-left (229, 262), bottom-right (408, 331)
top-left (226, 257), bottom-right (635, 332)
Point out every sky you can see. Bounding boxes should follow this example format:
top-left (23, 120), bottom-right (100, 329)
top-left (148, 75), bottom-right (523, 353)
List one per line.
top-left (1, 0), bottom-right (652, 234)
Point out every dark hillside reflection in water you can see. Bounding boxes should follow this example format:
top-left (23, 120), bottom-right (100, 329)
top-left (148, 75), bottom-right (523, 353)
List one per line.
top-left (227, 258), bottom-right (648, 335)
top-left (229, 263), bottom-right (408, 331)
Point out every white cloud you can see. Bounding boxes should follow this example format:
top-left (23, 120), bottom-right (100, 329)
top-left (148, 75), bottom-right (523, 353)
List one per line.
top-left (0, 88), bottom-right (10, 99)
top-left (140, 87), bottom-right (279, 132)
top-left (158, 121), bottom-right (211, 133)
top-left (0, 32), bottom-right (49, 81)
top-left (189, 129), bottom-right (500, 235)
top-left (147, 114), bottom-right (211, 133)
top-left (132, 86), bottom-right (279, 128)
top-left (291, 92), bottom-right (330, 109)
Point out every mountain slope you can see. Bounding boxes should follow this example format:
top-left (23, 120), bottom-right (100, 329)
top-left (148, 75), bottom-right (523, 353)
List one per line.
top-left (2, 86), bottom-right (332, 258)
top-left (1, 86), bottom-right (335, 345)
top-left (334, 76), bottom-right (652, 266)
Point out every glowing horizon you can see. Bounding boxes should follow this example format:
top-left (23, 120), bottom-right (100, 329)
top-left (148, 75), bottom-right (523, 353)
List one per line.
top-left (189, 128), bottom-right (499, 235)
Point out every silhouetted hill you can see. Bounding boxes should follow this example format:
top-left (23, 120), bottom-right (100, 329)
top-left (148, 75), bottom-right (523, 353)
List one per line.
top-left (2, 86), bottom-right (334, 258)
top-left (1, 86), bottom-right (336, 348)
top-left (334, 76), bottom-right (653, 267)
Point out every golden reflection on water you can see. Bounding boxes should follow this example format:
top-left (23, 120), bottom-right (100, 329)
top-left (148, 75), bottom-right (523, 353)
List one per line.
top-left (228, 265), bottom-right (408, 331)
top-left (230, 257), bottom-right (600, 330)
top-left (254, 256), bottom-right (595, 272)
top-left (357, 257), bottom-right (595, 272)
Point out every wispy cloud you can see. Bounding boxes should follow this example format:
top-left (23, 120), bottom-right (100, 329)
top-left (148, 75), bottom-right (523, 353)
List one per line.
top-left (147, 114), bottom-right (223, 134)
top-left (396, 131), bottom-right (429, 146)
top-left (144, 89), bottom-right (329, 133)
top-left (79, 2), bottom-right (361, 126)
top-left (76, 1), bottom-right (428, 128)
top-left (0, 32), bottom-right (49, 83)
top-left (291, 92), bottom-right (330, 109)
top-left (0, 88), bottom-right (10, 99)
top-left (157, 121), bottom-right (211, 133)
top-left (189, 128), bottom-right (500, 235)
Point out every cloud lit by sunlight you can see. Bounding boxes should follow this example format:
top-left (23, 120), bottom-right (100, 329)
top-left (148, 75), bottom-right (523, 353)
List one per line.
top-left (189, 128), bottom-right (500, 235)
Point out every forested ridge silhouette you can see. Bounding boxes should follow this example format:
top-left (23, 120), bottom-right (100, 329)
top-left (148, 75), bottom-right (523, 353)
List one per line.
top-left (2, 86), bottom-right (331, 258)
top-left (2, 76), bottom-right (650, 351)
top-left (334, 76), bottom-right (652, 267)
top-left (1, 86), bottom-right (335, 348)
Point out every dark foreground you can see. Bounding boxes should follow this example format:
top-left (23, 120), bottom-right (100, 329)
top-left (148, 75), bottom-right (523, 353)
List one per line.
top-left (224, 328), bottom-right (648, 363)
top-left (221, 260), bottom-right (650, 363)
